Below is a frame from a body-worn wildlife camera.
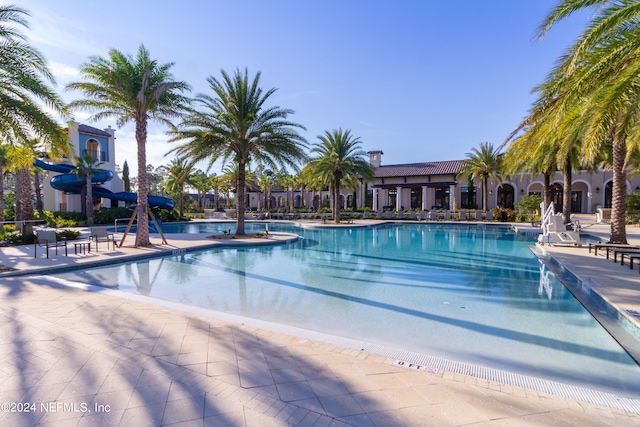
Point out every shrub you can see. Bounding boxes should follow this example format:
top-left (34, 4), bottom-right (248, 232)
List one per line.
top-left (94, 207), bottom-right (135, 225)
top-left (152, 207), bottom-right (180, 222)
top-left (56, 229), bottom-right (81, 240)
top-left (490, 207), bottom-right (517, 222)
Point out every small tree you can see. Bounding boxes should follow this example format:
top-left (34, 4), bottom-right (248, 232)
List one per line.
top-left (74, 153), bottom-right (104, 225)
top-left (122, 160), bottom-right (131, 193)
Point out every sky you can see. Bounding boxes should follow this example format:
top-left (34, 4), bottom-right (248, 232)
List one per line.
top-left (19, 0), bottom-right (592, 177)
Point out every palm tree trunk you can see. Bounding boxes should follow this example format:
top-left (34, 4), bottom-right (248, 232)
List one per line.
top-left (562, 156), bottom-right (572, 225)
top-left (610, 135), bottom-right (628, 244)
top-left (0, 161), bottom-right (5, 222)
top-left (86, 175), bottom-right (94, 225)
top-left (482, 177), bottom-right (488, 211)
top-left (16, 167), bottom-right (33, 221)
top-left (34, 169), bottom-right (43, 213)
top-left (543, 169), bottom-right (552, 209)
top-left (236, 160), bottom-right (246, 235)
top-left (334, 179), bottom-right (341, 224)
top-left (136, 119), bottom-right (150, 246)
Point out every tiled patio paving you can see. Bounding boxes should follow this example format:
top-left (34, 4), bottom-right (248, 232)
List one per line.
top-left (0, 218), bottom-right (640, 426)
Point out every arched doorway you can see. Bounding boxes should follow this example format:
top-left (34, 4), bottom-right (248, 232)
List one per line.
top-left (604, 180), bottom-right (613, 208)
top-left (86, 139), bottom-right (100, 160)
top-left (497, 184), bottom-right (515, 209)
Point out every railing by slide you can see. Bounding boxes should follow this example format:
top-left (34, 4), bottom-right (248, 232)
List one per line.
top-left (540, 201), bottom-right (555, 237)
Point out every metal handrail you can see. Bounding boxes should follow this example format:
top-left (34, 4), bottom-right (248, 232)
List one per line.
top-left (114, 217), bottom-right (135, 233)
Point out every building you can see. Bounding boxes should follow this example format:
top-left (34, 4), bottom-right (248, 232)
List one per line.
top-left (40, 121), bottom-right (124, 212)
top-left (246, 151), bottom-right (639, 214)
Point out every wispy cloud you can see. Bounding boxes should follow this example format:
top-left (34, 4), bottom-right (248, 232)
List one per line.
top-left (29, 10), bottom-right (106, 57)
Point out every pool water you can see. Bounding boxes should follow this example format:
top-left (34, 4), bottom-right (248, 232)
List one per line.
top-left (58, 222), bottom-right (640, 397)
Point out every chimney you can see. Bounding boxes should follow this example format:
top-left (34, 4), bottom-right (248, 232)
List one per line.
top-left (368, 150), bottom-right (383, 168)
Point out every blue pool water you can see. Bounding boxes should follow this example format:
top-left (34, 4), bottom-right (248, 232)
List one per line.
top-left (58, 222), bottom-right (640, 397)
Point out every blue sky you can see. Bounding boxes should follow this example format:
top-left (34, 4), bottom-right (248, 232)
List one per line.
top-left (21, 0), bottom-right (590, 176)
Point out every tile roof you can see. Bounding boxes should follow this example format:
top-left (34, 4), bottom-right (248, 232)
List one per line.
top-left (77, 124), bottom-right (111, 138)
top-left (375, 160), bottom-right (465, 178)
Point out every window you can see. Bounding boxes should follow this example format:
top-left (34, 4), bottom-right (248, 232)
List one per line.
top-left (410, 189), bottom-right (421, 209)
top-left (388, 189), bottom-right (397, 210)
top-left (497, 184), bottom-right (515, 209)
top-left (434, 187), bottom-right (449, 210)
top-left (461, 186), bottom-right (476, 209)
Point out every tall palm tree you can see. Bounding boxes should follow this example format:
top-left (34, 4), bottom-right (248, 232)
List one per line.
top-left (67, 44), bottom-right (191, 246)
top-left (307, 129), bottom-right (375, 223)
top-left (531, 0), bottom-right (640, 243)
top-left (458, 142), bottom-right (502, 212)
top-left (164, 157), bottom-right (194, 218)
top-left (74, 153), bottom-right (104, 225)
top-left (257, 167), bottom-right (275, 211)
top-left (0, 5), bottom-right (71, 222)
top-left (169, 68), bottom-right (307, 235)
top-left (0, 5), bottom-right (69, 148)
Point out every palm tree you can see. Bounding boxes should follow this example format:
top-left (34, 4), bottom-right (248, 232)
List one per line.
top-left (74, 153), bottom-right (104, 225)
top-left (164, 157), bottom-right (194, 218)
top-left (531, 0), bottom-right (640, 243)
top-left (169, 68), bottom-right (307, 235)
top-left (458, 142), bottom-right (502, 212)
top-left (221, 162), bottom-right (258, 211)
top-left (67, 44), bottom-right (191, 246)
top-left (0, 5), bottom-right (69, 148)
top-left (307, 129), bottom-right (375, 223)
top-left (0, 5), bottom-right (71, 222)
top-left (257, 167), bottom-right (275, 211)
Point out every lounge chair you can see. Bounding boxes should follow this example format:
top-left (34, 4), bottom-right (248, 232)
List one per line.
top-left (458, 211), bottom-right (467, 220)
top-left (397, 211), bottom-right (404, 219)
top-left (428, 211), bottom-right (438, 221)
top-left (418, 211), bottom-right (427, 221)
top-left (90, 227), bottom-right (116, 251)
top-left (475, 211), bottom-right (483, 220)
top-left (408, 211), bottom-right (417, 220)
top-left (34, 230), bottom-right (67, 258)
top-left (485, 211), bottom-right (494, 220)
top-left (443, 211), bottom-right (452, 220)
top-left (376, 211), bottom-right (384, 219)
top-left (363, 211), bottom-right (370, 219)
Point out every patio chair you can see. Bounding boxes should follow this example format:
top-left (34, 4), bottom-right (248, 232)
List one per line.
top-left (475, 211), bottom-right (483, 220)
top-left (443, 211), bottom-right (453, 220)
top-left (458, 211), bottom-right (467, 220)
top-left (34, 230), bottom-right (67, 258)
top-left (485, 211), bottom-right (494, 220)
top-left (428, 211), bottom-right (438, 220)
top-left (408, 211), bottom-right (417, 220)
top-left (90, 227), bottom-right (116, 251)
top-left (419, 211), bottom-right (427, 221)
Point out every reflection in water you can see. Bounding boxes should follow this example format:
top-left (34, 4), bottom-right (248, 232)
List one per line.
top-left (539, 264), bottom-right (553, 299)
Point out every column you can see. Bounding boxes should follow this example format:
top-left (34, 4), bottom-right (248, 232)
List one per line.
top-left (373, 188), bottom-right (378, 211)
top-left (396, 186), bottom-right (402, 211)
top-left (449, 184), bottom-right (456, 210)
top-left (421, 186), bottom-right (427, 211)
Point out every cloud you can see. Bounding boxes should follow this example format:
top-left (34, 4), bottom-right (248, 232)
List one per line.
top-left (49, 61), bottom-right (80, 88)
top-left (29, 10), bottom-right (105, 57)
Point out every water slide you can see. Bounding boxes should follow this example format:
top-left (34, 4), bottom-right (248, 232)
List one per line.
top-left (34, 159), bottom-right (175, 210)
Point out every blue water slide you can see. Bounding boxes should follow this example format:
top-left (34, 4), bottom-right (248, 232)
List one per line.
top-left (34, 159), bottom-right (175, 210)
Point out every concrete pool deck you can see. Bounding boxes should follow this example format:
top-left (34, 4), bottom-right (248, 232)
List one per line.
top-left (0, 218), bottom-right (639, 426)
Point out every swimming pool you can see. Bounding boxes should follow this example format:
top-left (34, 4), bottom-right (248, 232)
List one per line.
top-left (58, 222), bottom-right (640, 397)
